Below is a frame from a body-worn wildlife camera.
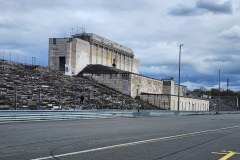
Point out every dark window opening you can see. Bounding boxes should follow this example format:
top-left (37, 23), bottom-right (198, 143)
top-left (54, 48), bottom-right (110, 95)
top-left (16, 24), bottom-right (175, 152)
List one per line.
top-left (53, 38), bottom-right (56, 45)
top-left (112, 59), bottom-right (116, 68)
top-left (59, 57), bottom-right (66, 72)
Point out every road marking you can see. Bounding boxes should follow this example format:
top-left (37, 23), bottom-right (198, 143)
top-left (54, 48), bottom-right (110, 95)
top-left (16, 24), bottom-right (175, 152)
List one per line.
top-left (212, 151), bottom-right (240, 160)
top-left (31, 125), bottom-right (240, 160)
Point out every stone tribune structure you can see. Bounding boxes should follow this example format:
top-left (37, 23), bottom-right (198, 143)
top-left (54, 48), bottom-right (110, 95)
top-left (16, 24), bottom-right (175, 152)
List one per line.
top-left (79, 65), bottom-right (209, 111)
top-left (49, 33), bottom-right (209, 111)
top-left (49, 33), bottom-right (139, 75)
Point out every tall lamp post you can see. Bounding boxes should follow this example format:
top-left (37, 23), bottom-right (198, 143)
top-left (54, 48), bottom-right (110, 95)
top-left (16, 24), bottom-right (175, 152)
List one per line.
top-left (178, 44), bottom-right (184, 111)
top-left (217, 69), bottom-right (221, 114)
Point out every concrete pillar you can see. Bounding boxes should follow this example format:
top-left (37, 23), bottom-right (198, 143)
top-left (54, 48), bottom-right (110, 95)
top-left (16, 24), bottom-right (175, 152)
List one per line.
top-left (90, 44), bottom-right (93, 64)
top-left (101, 47), bottom-right (104, 65)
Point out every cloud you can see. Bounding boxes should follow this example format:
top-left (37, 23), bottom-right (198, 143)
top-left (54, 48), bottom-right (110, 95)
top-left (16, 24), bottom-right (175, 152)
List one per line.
top-left (204, 56), bottom-right (237, 63)
top-left (182, 81), bottom-right (213, 91)
top-left (218, 25), bottom-right (240, 40)
top-left (167, 5), bottom-right (201, 16)
top-left (168, 0), bottom-right (233, 16)
top-left (141, 65), bottom-right (178, 76)
top-left (196, 1), bottom-right (232, 14)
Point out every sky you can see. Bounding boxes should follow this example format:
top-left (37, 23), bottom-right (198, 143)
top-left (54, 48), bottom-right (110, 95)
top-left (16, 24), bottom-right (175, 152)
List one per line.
top-left (0, 0), bottom-right (240, 91)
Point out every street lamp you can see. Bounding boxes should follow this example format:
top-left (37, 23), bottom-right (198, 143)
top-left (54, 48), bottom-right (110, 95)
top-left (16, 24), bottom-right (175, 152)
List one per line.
top-left (217, 69), bottom-right (221, 114)
top-left (178, 44), bottom-right (184, 111)
top-left (32, 57), bottom-right (36, 65)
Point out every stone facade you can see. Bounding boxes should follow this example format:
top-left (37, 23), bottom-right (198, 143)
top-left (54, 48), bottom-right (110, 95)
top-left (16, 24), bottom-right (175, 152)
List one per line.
top-left (81, 65), bottom-right (163, 98)
top-left (80, 64), bottom-right (209, 111)
top-left (162, 79), bottom-right (187, 96)
top-left (169, 95), bottom-right (209, 111)
top-left (130, 74), bottom-right (163, 98)
top-left (140, 94), bottom-right (209, 111)
top-left (49, 33), bottom-right (139, 75)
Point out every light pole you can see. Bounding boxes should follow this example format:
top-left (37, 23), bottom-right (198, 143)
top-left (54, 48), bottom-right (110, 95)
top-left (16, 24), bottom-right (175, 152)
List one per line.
top-left (217, 69), bottom-right (221, 114)
top-left (137, 85), bottom-right (140, 113)
top-left (178, 44), bottom-right (183, 111)
top-left (32, 57), bottom-right (36, 65)
top-left (14, 86), bottom-right (17, 110)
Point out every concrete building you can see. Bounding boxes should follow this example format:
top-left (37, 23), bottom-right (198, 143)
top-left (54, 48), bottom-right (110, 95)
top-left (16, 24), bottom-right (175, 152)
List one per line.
top-left (80, 64), bottom-right (209, 111)
top-left (49, 33), bottom-right (139, 75)
top-left (49, 32), bottom-right (209, 111)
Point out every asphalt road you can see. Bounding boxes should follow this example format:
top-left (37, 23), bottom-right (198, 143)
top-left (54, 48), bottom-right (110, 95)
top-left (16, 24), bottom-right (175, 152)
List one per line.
top-left (1, 114), bottom-right (240, 160)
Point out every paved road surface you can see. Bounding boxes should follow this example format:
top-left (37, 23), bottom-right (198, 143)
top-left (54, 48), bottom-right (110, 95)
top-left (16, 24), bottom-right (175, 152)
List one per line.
top-left (1, 114), bottom-right (240, 160)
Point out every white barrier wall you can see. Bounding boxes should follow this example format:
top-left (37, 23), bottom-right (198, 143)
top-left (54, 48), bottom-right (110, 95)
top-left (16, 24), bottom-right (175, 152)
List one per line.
top-left (140, 94), bottom-right (209, 111)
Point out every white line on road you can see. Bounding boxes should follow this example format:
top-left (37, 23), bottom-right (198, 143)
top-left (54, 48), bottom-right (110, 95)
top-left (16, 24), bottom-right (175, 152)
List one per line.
top-left (31, 125), bottom-right (240, 160)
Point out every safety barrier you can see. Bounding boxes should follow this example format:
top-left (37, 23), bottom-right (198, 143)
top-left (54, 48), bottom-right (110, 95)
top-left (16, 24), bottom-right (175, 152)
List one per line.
top-left (0, 110), bottom-right (240, 122)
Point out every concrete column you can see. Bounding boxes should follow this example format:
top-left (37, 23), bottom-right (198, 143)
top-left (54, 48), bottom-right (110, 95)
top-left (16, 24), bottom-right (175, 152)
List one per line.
top-left (95, 45), bottom-right (97, 64)
top-left (131, 57), bottom-right (133, 72)
top-left (101, 47), bottom-right (104, 65)
top-left (119, 53), bottom-right (121, 69)
top-left (90, 44), bottom-right (93, 64)
top-left (123, 55), bottom-right (126, 70)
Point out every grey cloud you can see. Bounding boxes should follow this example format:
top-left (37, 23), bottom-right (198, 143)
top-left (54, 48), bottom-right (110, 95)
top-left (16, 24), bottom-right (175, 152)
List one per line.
top-left (218, 25), bottom-right (240, 40)
top-left (168, 5), bottom-right (201, 16)
top-left (204, 56), bottom-right (236, 63)
top-left (196, 1), bottom-right (232, 14)
top-left (168, 0), bottom-right (233, 16)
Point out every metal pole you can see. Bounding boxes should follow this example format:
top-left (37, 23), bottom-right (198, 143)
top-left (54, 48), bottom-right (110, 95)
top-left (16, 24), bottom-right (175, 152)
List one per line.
top-left (102, 94), bottom-right (104, 110)
top-left (14, 86), bottom-right (17, 110)
top-left (38, 88), bottom-right (41, 110)
top-left (137, 98), bottom-right (140, 113)
top-left (227, 78), bottom-right (229, 95)
top-left (112, 94), bottom-right (113, 110)
top-left (122, 98), bottom-right (123, 110)
top-left (89, 93), bottom-right (91, 108)
top-left (217, 69), bottom-right (220, 114)
top-left (74, 82), bottom-right (76, 110)
top-left (154, 95), bottom-right (155, 106)
top-left (32, 57), bottom-right (36, 65)
top-left (74, 90), bottom-right (76, 110)
top-left (59, 90), bottom-right (61, 109)
top-left (164, 100), bottom-right (165, 109)
top-left (178, 44), bottom-right (183, 111)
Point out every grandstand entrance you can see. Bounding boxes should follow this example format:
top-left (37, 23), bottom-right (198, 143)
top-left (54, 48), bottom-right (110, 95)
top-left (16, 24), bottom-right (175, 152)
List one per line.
top-left (59, 57), bottom-right (66, 72)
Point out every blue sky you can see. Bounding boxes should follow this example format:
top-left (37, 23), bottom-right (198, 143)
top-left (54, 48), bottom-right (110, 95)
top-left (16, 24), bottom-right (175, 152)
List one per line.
top-left (0, 0), bottom-right (240, 91)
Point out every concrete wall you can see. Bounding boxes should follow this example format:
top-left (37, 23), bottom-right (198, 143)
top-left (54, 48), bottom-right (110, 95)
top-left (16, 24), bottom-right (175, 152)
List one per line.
top-left (49, 38), bottom-right (70, 71)
top-left (130, 74), bottom-right (163, 98)
top-left (170, 96), bottom-right (209, 111)
top-left (82, 73), bottom-right (131, 96)
top-left (73, 39), bottom-right (91, 75)
top-left (174, 85), bottom-right (187, 96)
top-left (132, 58), bottom-right (140, 74)
top-left (140, 94), bottom-right (209, 111)
top-left (140, 94), bottom-right (171, 110)
top-left (162, 80), bottom-right (175, 95)
top-left (90, 45), bottom-right (137, 73)
top-left (162, 80), bottom-right (187, 96)
top-left (82, 73), bottom-right (164, 98)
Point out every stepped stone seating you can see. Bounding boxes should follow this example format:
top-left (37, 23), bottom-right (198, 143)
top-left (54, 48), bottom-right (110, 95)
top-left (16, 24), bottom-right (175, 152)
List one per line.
top-left (0, 59), bottom-right (155, 110)
top-left (209, 96), bottom-right (239, 111)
